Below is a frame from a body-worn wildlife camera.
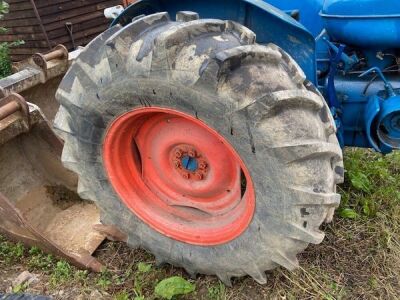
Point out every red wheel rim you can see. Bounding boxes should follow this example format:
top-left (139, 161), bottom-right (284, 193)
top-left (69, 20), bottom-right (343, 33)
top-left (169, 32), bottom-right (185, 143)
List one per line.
top-left (103, 107), bottom-right (255, 245)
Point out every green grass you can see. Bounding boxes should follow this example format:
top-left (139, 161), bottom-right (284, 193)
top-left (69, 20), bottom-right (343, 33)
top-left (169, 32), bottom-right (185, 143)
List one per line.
top-left (50, 260), bottom-right (74, 286)
top-left (0, 1), bottom-right (12, 79)
top-left (340, 149), bottom-right (400, 218)
top-left (27, 246), bottom-right (56, 270)
top-left (0, 236), bottom-right (24, 264)
top-left (0, 148), bottom-right (399, 299)
top-left (0, 43), bottom-right (12, 79)
top-left (0, 40), bottom-right (24, 79)
top-left (0, 1), bottom-right (25, 79)
top-left (207, 281), bottom-right (226, 300)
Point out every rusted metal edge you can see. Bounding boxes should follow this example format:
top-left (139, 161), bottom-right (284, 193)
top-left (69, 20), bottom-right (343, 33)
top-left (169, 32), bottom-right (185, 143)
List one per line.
top-left (33, 44), bottom-right (69, 70)
top-left (0, 46), bottom-right (82, 97)
top-left (93, 224), bottom-right (128, 242)
top-left (0, 94), bottom-right (30, 145)
top-left (0, 192), bottom-right (103, 272)
top-left (0, 100), bottom-right (105, 271)
top-left (0, 93), bottom-right (29, 123)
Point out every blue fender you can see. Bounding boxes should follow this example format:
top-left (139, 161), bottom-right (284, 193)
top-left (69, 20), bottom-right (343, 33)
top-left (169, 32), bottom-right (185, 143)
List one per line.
top-left (112, 0), bottom-right (317, 84)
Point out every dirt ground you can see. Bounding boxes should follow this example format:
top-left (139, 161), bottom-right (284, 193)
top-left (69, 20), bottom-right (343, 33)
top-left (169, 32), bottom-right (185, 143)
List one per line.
top-left (0, 149), bottom-right (399, 300)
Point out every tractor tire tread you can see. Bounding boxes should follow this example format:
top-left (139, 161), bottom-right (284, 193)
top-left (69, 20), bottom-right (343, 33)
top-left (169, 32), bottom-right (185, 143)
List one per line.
top-left (54, 12), bottom-right (344, 285)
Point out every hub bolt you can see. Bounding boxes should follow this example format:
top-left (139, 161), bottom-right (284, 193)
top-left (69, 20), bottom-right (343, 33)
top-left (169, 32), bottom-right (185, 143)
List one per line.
top-left (196, 173), bottom-right (203, 180)
top-left (174, 160), bottom-right (181, 168)
top-left (199, 161), bottom-right (207, 170)
top-left (175, 149), bottom-right (183, 158)
top-left (183, 172), bottom-right (190, 179)
top-left (188, 149), bottom-right (196, 157)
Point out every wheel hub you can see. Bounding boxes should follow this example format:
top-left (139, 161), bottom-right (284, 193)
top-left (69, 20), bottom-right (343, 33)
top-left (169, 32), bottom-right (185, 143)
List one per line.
top-left (172, 145), bottom-right (208, 180)
top-left (103, 107), bottom-right (255, 245)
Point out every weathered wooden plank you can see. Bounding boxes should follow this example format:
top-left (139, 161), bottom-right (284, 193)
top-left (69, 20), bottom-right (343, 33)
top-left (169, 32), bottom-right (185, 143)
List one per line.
top-left (1, 25), bottom-right (42, 34)
top-left (4, 0), bottom-right (123, 61)
top-left (46, 16), bottom-right (106, 40)
top-left (3, 9), bottom-right (36, 20)
top-left (52, 23), bottom-right (109, 46)
top-left (9, 0), bottom-right (113, 12)
top-left (43, 10), bottom-right (106, 31)
top-left (0, 17), bottom-right (39, 27)
top-left (40, 0), bottom-right (120, 24)
top-left (0, 32), bottom-right (45, 42)
top-left (38, 0), bottom-right (117, 17)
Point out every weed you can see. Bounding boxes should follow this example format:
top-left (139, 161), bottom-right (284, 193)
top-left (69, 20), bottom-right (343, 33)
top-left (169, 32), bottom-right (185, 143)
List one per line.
top-left (114, 290), bottom-right (131, 300)
top-left (368, 276), bottom-right (378, 289)
top-left (131, 262), bottom-right (153, 298)
top-left (115, 290), bottom-right (145, 300)
top-left (50, 260), bottom-right (73, 286)
top-left (115, 262), bottom-right (135, 285)
top-left (137, 262), bottom-right (152, 273)
top-left (75, 270), bottom-right (89, 285)
top-left (0, 2), bottom-right (8, 35)
top-left (0, 1), bottom-right (11, 78)
top-left (28, 247), bottom-right (55, 270)
top-left (0, 1), bottom-right (24, 79)
top-left (0, 239), bottom-right (25, 264)
top-left (340, 149), bottom-right (400, 218)
top-left (339, 208), bottom-right (359, 219)
top-left (133, 272), bottom-right (144, 298)
top-left (97, 268), bottom-right (113, 290)
top-left (207, 281), bottom-right (226, 300)
top-left (155, 276), bottom-right (195, 299)
top-left (0, 43), bottom-right (12, 78)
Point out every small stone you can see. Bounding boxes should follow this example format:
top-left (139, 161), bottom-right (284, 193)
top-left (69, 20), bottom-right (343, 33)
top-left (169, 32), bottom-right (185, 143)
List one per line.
top-left (12, 271), bottom-right (37, 287)
top-left (89, 290), bottom-right (104, 300)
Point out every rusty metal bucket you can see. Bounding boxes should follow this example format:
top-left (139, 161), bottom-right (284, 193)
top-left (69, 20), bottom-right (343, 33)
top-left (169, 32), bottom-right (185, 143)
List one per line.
top-left (0, 46), bottom-right (111, 271)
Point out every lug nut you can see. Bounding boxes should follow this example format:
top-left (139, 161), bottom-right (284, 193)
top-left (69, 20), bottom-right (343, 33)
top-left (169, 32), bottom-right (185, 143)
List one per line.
top-left (183, 172), bottom-right (190, 179)
top-left (175, 149), bottom-right (183, 158)
top-left (188, 149), bottom-right (196, 157)
top-left (174, 160), bottom-right (181, 168)
top-left (199, 161), bottom-right (207, 170)
top-left (196, 173), bottom-right (203, 180)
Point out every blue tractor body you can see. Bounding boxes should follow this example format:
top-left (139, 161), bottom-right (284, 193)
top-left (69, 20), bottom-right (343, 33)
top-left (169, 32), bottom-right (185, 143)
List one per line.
top-left (113, 0), bottom-right (400, 153)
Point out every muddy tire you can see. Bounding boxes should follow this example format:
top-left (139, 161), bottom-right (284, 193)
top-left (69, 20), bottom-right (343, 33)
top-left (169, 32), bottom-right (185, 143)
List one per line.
top-left (54, 12), bottom-right (343, 284)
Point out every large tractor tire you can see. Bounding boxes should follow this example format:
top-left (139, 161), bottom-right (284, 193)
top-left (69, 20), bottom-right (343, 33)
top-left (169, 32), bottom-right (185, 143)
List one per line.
top-left (53, 12), bottom-right (343, 284)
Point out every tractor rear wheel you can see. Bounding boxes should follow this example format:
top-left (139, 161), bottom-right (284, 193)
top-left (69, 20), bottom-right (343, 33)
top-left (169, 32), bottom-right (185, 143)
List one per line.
top-left (54, 12), bottom-right (343, 284)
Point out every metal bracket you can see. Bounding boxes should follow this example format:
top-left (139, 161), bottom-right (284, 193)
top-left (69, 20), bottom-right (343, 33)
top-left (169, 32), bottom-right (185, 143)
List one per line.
top-left (32, 45), bottom-right (69, 71)
top-left (93, 224), bottom-right (128, 242)
top-left (0, 93), bottom-right (30, 129)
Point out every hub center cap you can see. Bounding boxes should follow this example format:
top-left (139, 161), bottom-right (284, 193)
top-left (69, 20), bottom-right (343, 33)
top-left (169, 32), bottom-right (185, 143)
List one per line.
top-left (172, 146), bottom-right (208, 180)
top-left (182, 156), bottom-right (197, 171)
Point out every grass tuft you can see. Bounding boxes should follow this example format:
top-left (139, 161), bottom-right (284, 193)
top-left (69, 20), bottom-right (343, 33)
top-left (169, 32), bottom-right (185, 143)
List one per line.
top-left (50, 261), bottom-right (73, 286)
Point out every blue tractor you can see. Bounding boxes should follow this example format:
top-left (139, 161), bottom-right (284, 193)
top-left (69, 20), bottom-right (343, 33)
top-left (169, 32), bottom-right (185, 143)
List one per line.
top-left (6, 0), bottom-right (396, 285)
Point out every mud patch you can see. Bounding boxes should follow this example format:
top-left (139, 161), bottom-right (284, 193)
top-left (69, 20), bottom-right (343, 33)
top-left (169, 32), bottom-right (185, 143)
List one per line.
top-left (45, 185), bottom-right (82, 210)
